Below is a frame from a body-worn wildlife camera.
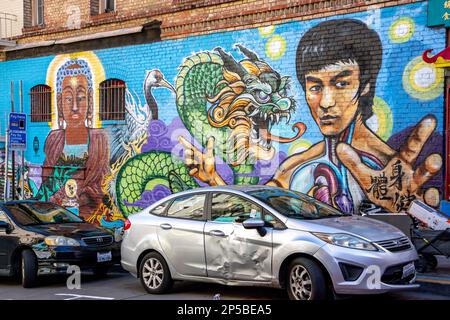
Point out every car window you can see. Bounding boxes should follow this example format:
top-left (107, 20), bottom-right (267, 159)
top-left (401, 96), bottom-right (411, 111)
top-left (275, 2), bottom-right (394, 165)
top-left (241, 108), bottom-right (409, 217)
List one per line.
top-left (263, 210), bottom-right (285, 229)
top-left (166, 194), bottom-right (206, 220)
top-left (0, 210), bottom-right (10, 223)
top-left (151, 201), bottom-right (170, 216)
top-left (249, 188), bottom-right (347, 220)
top-left (211, 193), bottom-right (262, 224)
top-left (4, 203), bottom-right (83, 226)
top-left (5, 206), bottom-right (40, 226)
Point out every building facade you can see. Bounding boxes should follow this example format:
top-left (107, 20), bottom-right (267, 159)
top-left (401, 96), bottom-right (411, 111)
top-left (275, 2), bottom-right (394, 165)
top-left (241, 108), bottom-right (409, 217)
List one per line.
top-left (0, 0), bottom-right (447, 229)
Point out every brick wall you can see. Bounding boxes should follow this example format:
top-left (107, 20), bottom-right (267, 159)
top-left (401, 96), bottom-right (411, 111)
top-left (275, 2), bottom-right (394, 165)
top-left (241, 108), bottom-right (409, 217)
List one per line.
top-left (16, 0), bottom-right (425, 44)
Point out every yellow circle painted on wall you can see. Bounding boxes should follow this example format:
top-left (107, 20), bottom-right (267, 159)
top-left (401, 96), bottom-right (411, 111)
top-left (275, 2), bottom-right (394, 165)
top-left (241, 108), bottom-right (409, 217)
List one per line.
top-left (266, 35), bottom-right (286, 60)
top-left (258, 26), bottom-right (275, 38)
top-left (287, 139), bottom-right (312, 156)
top-left (367, 96), bottom-right (393, 142)
top-left (402, 56), bottom-right (444, 101)
top-left (64, 179), bottom-right (78, 198)
top-left (389, 17), bottom-right (415, 43)
top-left (46, 51), bottom-right (106, 129)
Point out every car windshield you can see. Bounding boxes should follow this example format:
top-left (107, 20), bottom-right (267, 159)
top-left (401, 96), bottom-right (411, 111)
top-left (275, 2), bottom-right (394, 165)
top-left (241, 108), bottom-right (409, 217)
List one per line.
top-left (4, 202), bottom-right (84, 226)
top-left (248, 188), bottom-right (349, 220)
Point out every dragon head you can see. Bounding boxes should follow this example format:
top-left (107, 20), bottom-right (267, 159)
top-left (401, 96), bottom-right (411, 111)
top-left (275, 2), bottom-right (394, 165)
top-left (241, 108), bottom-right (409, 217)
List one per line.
top-left (208, 45), bottom-right (305, 166)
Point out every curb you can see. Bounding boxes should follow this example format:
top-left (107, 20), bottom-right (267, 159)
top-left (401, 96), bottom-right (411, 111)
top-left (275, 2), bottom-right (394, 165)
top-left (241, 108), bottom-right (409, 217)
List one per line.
top-left (416, 275), bottom-right (450, 296)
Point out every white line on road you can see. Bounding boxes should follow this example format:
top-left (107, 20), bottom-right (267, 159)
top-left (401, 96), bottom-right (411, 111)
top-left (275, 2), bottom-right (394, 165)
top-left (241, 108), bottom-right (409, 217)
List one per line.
top-left (55, 293), bottom-right (115, 300)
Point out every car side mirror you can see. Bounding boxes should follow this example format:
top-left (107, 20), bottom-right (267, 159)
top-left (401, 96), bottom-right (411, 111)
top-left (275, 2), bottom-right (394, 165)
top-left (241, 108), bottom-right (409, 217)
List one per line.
top-left (243, 218), bottom-right (267, 237)
top-left (243, 218), bottom-right (265, 229)
top-left (0, 221), bottom-right (12, 233)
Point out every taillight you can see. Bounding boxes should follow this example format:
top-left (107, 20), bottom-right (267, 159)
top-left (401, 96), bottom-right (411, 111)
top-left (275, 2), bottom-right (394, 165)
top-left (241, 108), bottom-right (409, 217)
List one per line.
top-left (124, 219), bottom-right (131, 231)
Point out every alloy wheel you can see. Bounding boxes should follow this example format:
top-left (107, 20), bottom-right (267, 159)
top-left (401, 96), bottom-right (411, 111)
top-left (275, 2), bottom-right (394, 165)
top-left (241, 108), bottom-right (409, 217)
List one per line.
top-left (290, 265), bottom-right (313, 300)
top-left (142, 258), bottom-right (164, 290)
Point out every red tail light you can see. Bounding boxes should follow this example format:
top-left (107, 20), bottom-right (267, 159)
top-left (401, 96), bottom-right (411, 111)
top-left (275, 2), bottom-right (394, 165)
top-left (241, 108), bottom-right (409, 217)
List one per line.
top-left (124, 219), bottom-right (131, 231)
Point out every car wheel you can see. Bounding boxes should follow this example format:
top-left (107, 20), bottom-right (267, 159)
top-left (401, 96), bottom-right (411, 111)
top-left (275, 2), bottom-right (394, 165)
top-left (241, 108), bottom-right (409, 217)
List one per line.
top-left (92, 266), bottom-right (109, 278)
top-left (423, 254), bottom-right (438, 270)
top-left (287, 257), bottom-right (327, 300)
top-left (415, 256), bottom-right (428, 273)
top-left (21, 249), bottom-right (38, 288)
top-left (139, 252), bottom-right (173, 294)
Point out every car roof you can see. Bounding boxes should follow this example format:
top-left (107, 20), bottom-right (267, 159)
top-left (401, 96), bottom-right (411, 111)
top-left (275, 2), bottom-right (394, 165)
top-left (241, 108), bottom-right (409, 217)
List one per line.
top-left (172, 185), bottom-right (285, 196)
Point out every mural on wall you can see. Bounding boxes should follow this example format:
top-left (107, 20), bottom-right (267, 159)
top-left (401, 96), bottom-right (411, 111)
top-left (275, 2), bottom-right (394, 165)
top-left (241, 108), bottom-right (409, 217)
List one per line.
top-left (18, 2), bottom-right (445, 228)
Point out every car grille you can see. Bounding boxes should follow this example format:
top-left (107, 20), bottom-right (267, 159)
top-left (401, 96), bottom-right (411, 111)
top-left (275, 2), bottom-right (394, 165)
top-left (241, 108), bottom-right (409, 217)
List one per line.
top-left (375, 236), bottom-right (412, 252)
top-left (381, 262), bottom-right (416, 285)
top-left (82, 235), bottom-right (114, 247)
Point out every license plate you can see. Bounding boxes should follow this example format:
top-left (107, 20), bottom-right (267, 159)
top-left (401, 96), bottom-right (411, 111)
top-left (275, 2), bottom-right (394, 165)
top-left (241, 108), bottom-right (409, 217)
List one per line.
top-left (402, 262), bottom-right (415, 278)
top-left (97, 251), bottom-right (112, 263)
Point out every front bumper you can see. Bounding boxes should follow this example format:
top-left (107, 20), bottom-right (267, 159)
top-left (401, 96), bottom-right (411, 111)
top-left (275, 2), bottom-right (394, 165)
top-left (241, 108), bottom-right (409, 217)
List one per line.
top-left (314, 244), bottom-right (419, 295)
top-left (33, 242), bottom-right (121, 275)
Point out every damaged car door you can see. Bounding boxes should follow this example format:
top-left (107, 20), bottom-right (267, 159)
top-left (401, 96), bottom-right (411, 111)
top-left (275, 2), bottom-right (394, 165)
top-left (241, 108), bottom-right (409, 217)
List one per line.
top-left (204, 192), bottom-right (273, 281)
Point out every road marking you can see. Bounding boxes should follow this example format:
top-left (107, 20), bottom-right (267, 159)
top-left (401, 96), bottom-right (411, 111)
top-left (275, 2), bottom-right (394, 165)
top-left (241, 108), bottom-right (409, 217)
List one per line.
top-left (417, 277), bottom-right (450, 285)
top-left (55, 293), bottom-right (115, 300)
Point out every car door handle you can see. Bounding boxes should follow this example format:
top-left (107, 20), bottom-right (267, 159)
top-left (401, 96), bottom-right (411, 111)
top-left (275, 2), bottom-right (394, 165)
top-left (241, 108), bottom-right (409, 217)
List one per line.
top-left (160, 223), bottom-right (172, 230)
top-left (209, 230), bottom-right (226, 237)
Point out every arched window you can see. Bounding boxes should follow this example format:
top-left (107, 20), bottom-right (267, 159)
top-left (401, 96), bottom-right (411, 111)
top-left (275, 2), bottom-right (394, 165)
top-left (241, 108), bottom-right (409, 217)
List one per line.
top-left (30, 84), bottom-right (52, 122)
top-left (99, 79), bottom-right (126, 120)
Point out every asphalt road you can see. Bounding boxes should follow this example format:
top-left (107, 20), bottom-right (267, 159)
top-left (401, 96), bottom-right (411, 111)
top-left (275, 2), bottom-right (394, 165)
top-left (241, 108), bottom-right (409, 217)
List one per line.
top-left (0, 270), bottom-right (449, 300)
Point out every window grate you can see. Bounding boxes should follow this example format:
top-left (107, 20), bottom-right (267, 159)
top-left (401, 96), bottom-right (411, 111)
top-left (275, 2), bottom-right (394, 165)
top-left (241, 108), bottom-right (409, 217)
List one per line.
top-left (30, 85), bottom-right (52, 122)
top-left (99, 79), bottom-right (126, 121)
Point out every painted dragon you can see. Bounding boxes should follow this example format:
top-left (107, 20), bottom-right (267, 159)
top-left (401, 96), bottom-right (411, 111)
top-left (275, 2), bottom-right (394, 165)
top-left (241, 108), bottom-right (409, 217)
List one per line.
top-left (116, 45), bottom-right (306, 216)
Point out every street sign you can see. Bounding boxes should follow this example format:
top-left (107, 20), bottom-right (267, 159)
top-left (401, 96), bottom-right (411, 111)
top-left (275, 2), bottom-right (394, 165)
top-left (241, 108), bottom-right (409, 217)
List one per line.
top-left (428, 0), bottom-right (450, 27)
top-left (9, 112), bottom-right (26, 151)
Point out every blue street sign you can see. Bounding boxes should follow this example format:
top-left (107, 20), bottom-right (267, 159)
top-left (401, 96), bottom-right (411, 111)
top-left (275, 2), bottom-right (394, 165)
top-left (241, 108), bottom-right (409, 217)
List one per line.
top-left (9, 112), bottom-right (26, 151)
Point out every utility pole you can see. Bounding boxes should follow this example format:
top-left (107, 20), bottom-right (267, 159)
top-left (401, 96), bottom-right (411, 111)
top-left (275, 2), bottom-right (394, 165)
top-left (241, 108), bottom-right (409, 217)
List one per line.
top-left (10, 81), bottom-right (15, 201)
top-left (20, 80), bottom-right (24, 200)
top-left (3, 112), bottom-right (8, 201)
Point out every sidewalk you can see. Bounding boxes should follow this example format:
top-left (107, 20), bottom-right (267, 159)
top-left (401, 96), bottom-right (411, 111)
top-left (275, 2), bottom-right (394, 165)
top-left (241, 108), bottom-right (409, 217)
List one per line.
top-left (416, 256), bottom-right (450, 296)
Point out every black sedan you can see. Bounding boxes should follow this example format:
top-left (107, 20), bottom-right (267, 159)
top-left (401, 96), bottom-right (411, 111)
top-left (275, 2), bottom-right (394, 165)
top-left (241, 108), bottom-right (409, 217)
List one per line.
top-left (0, 201), bottom-right (121, 288)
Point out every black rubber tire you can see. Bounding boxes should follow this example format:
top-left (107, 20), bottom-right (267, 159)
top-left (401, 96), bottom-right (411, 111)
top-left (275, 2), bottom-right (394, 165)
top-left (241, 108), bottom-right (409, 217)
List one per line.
top-left (92, 266), bottom-right (109, 278)
top-left (21, 249), bottom-right (38, 288)
top-left (415, 255), bottom-right (428, 273)
top-left (424, 254), bottom-right (438, 270)
top-left (286, 257), bottom-right (327, 300)
top-left (139, 252), bottom-right (173, 294)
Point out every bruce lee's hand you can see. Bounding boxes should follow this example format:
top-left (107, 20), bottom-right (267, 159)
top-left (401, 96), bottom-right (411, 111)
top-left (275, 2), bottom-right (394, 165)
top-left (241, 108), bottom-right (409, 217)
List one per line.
top-left (336, 115), bottom-right (442, 212)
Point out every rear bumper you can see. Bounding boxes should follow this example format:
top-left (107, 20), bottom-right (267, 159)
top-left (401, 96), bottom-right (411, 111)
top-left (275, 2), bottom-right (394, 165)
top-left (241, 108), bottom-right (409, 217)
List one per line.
top-left (34, 242), bottom-right (121, 275)
top-left (121, 260), bottom-right (138, 278)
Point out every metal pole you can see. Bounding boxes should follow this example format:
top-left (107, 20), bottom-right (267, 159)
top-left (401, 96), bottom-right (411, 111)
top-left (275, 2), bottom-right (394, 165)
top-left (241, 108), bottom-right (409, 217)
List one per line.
top-left (11, 81), bottom-right (15, 200)
top-left (3, 119), bottom-right (8, 201)
top-left (20, 80), bottom-right (24, 200)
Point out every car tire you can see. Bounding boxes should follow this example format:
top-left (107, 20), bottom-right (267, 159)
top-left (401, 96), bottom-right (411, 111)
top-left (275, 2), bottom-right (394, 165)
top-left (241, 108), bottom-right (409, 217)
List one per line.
top-left (139, 252), bottom-right (173, 294)
top-left (415, 256), bottom-right (428, 273)
top-left (21, 249), bottom-right (38, 288)
top-left (286, 257), bottom-right (327, 300)
top-left (93, 266), bottom-right (109, 278)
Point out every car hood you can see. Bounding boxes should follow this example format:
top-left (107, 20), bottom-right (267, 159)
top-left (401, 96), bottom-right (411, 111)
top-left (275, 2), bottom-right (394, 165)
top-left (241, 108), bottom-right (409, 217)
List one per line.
top-left (287, 215), bottom-right (406, 242)
top-left (24, 223), bottom-right (112, 239)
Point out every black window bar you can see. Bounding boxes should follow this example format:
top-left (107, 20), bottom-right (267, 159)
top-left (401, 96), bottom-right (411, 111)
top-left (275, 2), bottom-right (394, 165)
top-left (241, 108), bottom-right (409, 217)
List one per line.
top-left (30, 85), bottom-right (52, 122)
top-left (99, 79), bottom-right (126, 121)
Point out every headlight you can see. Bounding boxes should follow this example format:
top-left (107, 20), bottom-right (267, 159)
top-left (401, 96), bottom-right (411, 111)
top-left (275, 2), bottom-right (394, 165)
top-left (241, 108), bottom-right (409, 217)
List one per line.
top-left (312, 232), bottom-right (378, 251)
top-left (45, 236), bottom-right (80, 247)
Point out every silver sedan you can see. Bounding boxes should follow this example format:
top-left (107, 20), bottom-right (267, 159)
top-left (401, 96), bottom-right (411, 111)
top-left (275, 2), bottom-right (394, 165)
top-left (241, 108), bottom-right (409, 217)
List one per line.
top-left (121, 186), bottom-right (419, 300)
